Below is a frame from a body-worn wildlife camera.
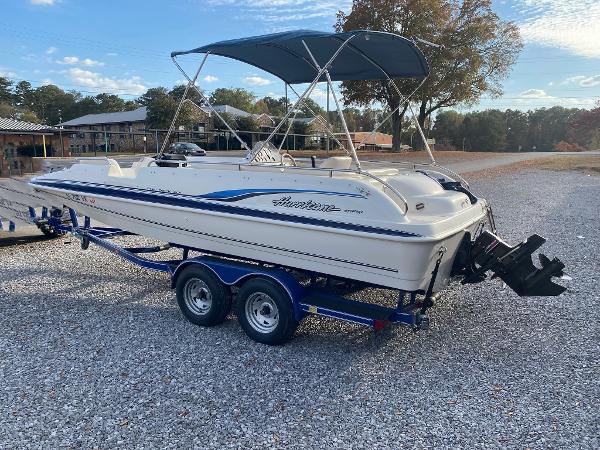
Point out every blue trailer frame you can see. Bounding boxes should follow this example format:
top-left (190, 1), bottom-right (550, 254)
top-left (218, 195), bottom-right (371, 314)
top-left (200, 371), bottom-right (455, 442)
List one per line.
top-left (24, 207), bottom-right (435, 343)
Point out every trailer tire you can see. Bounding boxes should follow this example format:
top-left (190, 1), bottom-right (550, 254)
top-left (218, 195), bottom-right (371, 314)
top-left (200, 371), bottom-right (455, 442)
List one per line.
top-left (236, 278), bottom-right (297, 345)
top-left (176, 265), bottom-right (231, 327)
top-left (41, 227), bottom-right (59, 238)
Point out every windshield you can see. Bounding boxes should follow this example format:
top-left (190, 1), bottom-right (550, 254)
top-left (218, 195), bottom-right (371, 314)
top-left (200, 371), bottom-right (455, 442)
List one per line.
top-left (182, 143), bottom-right (200, 150)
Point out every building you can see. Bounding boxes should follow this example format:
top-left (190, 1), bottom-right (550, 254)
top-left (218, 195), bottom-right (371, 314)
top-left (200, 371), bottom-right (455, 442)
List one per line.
top-left (58, 106), bottom-right (156, 154)
top-left (58, 104), bottom-right (333, 153)
top-left (0, 117), bottom-right (68, 177)
top-left (337, 131), bottom-right (394, 151)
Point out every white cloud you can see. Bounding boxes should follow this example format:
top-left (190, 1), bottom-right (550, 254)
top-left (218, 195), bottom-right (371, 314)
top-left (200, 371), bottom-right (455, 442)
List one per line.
top-left (579, 76), bottom-right (600, 87)
top-left (41, 78), bottom-right (53, 86)
top-left (56, 56), bottom-right (104, 66)
top-left (243, 76), bottom-right (272, 86)
top-left (209, 0), bottom-right (351, 24)
top-left (563, 74), bottom-right (600, 87)
top-left (81, 58), bottom-right (104, 67)
top-left (203, 75), bottom-right (219, 83)
top-left (309, 87), bottom-right (330, 100)
top-left (45, 46), bottom-right (57, 55)
top-left (0, 68), bottom-right (17, 78)
top-left (30, 0), bottom-right (55, 5)
top-left (519, 88), bottom-right (553, 99)
top-left (57, 56), bottom-right (79, 65)
top-left (514, 88), bottom-right (596, 108)
top-left (518, 1), bottom-right (600, 58)
top-left (107, 52), bottom-right (118, 57)
top-left (67, 68), bottom-right (147, 95)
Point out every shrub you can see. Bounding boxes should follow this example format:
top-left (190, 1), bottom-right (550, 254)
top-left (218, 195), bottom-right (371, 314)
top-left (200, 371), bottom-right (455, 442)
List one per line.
top-left (553, 141), bottom-right (585, 152)
top-left (433, 142), bottom-right (457, 151)
top-left (16, 144), bottom-right (55, 157)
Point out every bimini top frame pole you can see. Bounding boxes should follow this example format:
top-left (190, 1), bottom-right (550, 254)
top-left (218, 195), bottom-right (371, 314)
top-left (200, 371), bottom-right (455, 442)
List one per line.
top-left (301, 39), bottom-right (362, 171)
top-left (171, 56), bottom-right (252, 154)
top-left (158, 53), bottom-right (208, 157)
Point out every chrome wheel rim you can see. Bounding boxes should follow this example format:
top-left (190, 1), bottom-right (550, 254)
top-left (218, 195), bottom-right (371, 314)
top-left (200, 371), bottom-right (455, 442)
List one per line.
top-left (183, 278), bottom-right (212, 316)
top-left (245, 292), bottom-right (279, 334)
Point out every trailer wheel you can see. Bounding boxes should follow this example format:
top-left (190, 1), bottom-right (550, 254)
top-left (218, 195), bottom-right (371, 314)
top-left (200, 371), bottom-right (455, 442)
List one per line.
top-left (176, 266), bottom-right (231, 326)
top-left (236, 278), bottom-right (297, 345)
top-left (41, 226), bottom-right (59, 238)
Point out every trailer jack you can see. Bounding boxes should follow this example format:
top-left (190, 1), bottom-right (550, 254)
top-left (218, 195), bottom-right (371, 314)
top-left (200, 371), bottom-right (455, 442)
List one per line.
top-left (455, 231), bottom-right (566, 297)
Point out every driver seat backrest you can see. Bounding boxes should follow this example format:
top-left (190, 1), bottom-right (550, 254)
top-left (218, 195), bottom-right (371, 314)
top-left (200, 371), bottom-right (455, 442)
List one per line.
top-left (318, 156), bottom-right (353, 170)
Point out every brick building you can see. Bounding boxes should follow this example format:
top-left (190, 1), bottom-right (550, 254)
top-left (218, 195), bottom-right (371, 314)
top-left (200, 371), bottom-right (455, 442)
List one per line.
top-left (0, 117), bottom-right (68, 177)
top-left (58, 107), bottom-right (159, 154)
top-left (338, 131), bottom-right (393, 151)
top-left (58, 104), bottom-right (334, 153)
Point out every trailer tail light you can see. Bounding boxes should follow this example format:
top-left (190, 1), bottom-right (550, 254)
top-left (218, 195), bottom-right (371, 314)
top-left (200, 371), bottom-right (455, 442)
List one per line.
top-left (373, 319), bottom-right (388, 331)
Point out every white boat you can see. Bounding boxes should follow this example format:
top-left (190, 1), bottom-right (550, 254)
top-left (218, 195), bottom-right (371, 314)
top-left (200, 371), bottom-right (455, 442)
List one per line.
top-left (29, 154), bottom-right (488, 292)
top-left (0, 178), bottom-right (67, 235)
top-left (0, 179), bottom-right (41, 225)
top-left (27, 30), bottom-right (565, 297)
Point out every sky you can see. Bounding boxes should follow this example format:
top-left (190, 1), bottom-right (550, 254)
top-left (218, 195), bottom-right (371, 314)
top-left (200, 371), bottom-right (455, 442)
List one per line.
top-left (0, 0), bottom-right (599, 113)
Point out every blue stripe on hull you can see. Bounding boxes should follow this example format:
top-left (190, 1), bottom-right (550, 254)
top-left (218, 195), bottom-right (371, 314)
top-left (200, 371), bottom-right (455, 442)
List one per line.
top-left (31, 179), bottom-right (421, 238)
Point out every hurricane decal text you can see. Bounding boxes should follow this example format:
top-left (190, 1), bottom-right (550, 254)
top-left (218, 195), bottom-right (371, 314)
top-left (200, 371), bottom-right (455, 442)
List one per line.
top-left (272, 196), bottom-right (340, 212)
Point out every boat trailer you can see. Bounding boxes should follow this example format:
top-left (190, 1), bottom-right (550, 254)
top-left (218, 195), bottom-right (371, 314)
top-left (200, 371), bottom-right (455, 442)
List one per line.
top-left (4, 205), bottom-right (565, 345)
top-left (17, 207), bottom-right (435, 344)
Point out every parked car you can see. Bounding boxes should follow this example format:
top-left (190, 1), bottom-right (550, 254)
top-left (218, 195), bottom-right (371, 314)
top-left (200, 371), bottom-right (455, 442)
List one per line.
top-left (168, 142), bottom-right (206, 156)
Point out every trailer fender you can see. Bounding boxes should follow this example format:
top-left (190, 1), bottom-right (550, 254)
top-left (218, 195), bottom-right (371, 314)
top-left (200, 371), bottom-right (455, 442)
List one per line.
top-left (171, 258), bottom-right (307, 321)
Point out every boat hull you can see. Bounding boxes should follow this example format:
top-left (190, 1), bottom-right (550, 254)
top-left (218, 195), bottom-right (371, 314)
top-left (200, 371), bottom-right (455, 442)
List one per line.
top-left (37, 187), bottom-right (484, 292)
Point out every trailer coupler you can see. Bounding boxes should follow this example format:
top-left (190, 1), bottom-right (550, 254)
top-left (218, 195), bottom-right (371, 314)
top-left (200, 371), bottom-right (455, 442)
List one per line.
top-left (456, 231), bottom-right (566, 297)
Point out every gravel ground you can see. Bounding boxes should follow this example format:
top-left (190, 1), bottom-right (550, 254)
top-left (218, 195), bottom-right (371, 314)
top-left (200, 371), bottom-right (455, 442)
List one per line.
top-left (0, 169), bottom-right (598, 449)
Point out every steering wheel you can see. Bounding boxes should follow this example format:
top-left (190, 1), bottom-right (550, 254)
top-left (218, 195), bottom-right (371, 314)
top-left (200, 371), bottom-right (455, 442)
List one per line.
top-left (281, 153), bottom-right (297, 167)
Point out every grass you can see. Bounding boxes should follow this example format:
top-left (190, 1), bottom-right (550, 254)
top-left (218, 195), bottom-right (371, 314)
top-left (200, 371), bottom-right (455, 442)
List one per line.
top-left (532, 155), bottom-right (600, 175)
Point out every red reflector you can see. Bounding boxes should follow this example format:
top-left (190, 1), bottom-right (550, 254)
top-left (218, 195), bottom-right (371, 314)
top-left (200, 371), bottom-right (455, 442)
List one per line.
top-left (373, 319), bottom-right (388, 331)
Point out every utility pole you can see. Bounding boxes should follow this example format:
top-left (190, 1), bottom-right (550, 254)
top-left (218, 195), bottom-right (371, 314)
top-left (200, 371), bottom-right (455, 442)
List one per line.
top-left (326, 83), bottom-right (330, 154)
top-left (58, 109), bottom-right (64, 157)
top-left (59, 128), bottom-right (65, 157)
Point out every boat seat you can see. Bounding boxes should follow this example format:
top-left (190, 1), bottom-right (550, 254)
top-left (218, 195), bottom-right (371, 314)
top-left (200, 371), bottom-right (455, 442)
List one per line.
top-left (319, 156), bottom-right (353, 170)
top-left (106, 158), bottom-right (123, 177)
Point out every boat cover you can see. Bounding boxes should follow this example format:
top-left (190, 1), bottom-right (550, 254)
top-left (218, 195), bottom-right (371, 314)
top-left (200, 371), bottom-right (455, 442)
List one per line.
top-left (171, 30), bottom-right (429, 84)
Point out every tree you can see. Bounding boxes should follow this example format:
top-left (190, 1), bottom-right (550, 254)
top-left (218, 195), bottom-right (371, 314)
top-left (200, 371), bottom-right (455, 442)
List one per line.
top-left (29, 84), bottom-right (78, 125)
top-left (19, 110), bottom-right (42, 124)
top-left (336, 0), bottom-right (522, 151)
top-left (505, 109), bottom-right (528, 151)
top-left (169, 84), bottom-right (204, 105)
top-left (460, 109), bottom-right (507, 151)
top-left (527, 107), bottom-right (581, 151)
top-left (0, 102), bottom-right (17, 119)
top-left (14, 81), bottom-right (33, 109)
top-left (95, 93), bottom-right (137, 112)
top-left (0, 98), bottom-right (41, 123)
top-left (432, 110), bottom-right (463, 148)
top-left (0, 77), bottom-right (13, 104)
top-left (209, 88), bottom-right (255, 113)
top-left (235, 115), bottom-right (258, 132)
top-left (342, 107), bottom-right (361, 131)
top-left (138, 87), bottom-right (169, 106)
top-left (143, 88), bottom-right (195, 130)
top-left (297, 97), bottom-right (326, 119)
top-left (569, 101), bottom-right (600, 149)
top-left (212, 112), bottom-right (237, 130)
top-left (254, 96), bottom-right (290, 117)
